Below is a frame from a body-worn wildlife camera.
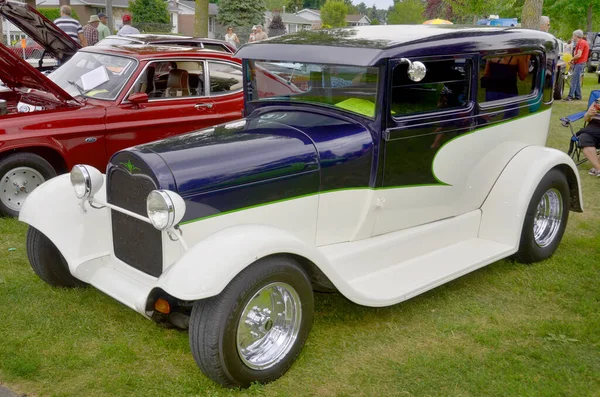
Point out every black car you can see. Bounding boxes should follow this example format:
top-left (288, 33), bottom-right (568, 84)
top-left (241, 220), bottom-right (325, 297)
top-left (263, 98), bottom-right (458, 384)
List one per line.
top-left (585, 32), bottom-right (599, 73)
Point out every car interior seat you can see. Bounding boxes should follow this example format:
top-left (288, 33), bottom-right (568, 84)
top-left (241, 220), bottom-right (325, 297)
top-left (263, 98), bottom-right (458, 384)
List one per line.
top-left (163, 69), bottom-right (190, 98)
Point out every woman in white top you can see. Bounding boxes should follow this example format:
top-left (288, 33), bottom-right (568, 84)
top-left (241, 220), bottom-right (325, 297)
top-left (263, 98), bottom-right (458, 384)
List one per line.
top-left (224, 26), bottom-right (240, 49)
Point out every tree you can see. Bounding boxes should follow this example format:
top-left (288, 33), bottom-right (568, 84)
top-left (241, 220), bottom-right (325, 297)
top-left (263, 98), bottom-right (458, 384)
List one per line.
top-left (286, 0), bottom-right (303, 13)
top-left (266, 0), bottom-right (288, 12)
top-left (195, 0), bottom-right (209, 37)
top-left (545, 0), bottom-right (600, 37)
top-left (320, 0), bottom-right (348, 28)
top-left (520, 0), bottom-right (543, 28)
top-left (424, 0), bottom-right (453, 20)
top-left (343, 0), bottom-right (358, 14)
top-left (269, 13), bottom-right (287, 36)
top-left (217, 0), bottom-right (267, 29)
top-left (387, 0), bottom-right (425, 24)
top-left (370, 18), bottom-right (380, 24)
top-left (357, 2), bottom-right (367, 15)
top-left (129, 0), bottom-right (171, 31)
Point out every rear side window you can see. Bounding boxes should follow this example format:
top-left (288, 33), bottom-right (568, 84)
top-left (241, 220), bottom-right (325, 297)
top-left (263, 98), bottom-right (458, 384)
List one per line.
top-left (204, 44), bottom-right (230, 53)
top-left (478, 54), bottom-right (540, 103)
top-left (390, 58), bottom-right (471, 117)
top-left (208, 61), bottom-right (243, 94)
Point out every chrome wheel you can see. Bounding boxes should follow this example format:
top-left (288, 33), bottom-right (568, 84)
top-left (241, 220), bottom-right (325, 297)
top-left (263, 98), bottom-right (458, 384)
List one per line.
top-left (236, 282), bottom-right (302, 370)
top-left (533, 188), bottom-right (563, 248)
top-left (1, 167), bottom-right (45, 213)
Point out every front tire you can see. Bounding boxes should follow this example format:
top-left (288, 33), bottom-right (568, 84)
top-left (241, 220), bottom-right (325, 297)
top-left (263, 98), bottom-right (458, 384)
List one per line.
top-left (514, 169), bottom-right (570, 263)
top-left (189, 256), bottom-right (314, 388)
top-left (26, 227), bottom-right (87, 288)
top-left (0, 153), bottom-right (56, 217)
top-left (553, 71), bottom-right (565, 100)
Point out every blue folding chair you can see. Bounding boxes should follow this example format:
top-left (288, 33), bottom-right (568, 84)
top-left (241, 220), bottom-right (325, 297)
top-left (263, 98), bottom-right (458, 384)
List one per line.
top-left (561, 89), bottom-right (600, 165)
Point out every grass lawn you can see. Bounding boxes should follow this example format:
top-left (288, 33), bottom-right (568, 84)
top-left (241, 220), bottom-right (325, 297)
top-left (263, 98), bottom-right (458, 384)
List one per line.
top-left (0, 74), bottom-right (599, 397)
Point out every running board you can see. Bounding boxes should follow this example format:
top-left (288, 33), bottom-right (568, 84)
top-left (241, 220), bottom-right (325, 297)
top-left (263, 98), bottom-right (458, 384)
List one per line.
top-left (346, 238), bottom-right (513, 306)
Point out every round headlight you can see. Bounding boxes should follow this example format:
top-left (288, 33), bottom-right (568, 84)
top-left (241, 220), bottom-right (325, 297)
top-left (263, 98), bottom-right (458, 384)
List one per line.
top-left (70, 165), bottom-right (103, 199)
top-left (70, 165), bottom-right (91, 199)
top-left (146, 190), bottom-right (186, 230)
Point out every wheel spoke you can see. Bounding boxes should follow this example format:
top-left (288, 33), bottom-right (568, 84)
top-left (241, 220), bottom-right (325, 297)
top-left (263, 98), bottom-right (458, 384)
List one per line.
top-left (533, 188), bottom-right (563, 248)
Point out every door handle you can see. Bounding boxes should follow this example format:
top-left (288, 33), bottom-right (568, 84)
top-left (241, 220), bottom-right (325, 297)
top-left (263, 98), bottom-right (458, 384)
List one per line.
top-left (195, 103), bottom-right (213, 109)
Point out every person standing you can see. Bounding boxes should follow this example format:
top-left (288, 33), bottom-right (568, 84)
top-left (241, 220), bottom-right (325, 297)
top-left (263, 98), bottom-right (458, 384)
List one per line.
top-left (254, 25), bottom-right (268, 41)
top-left (117, 14), bottom-right (140, 36)
top-left (564, 29), bottom-right (589, 101)
top-left (539, 16), bottom-right (550, 32)
top-left (224, 26), bottom-right (240, 49)
top-left (54, 5), bottom-right (87, 46)
top-left (248, 26), bottom-right (257, 43)
top-left (83, 15), bottom-right (100, 46)
top-left (97, 12), bottom-right (111, 40)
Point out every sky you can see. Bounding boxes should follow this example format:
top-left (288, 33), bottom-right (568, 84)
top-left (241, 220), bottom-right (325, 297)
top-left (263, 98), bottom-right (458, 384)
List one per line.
top-left (359, 0), bottom-right (395, 9)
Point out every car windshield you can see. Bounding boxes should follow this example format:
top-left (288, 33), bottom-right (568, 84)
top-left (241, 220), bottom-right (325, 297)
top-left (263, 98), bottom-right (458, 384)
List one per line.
top-left (48, 51), bottom-right (137, 100)
top-left (245, 60), bottom-right (379, 119)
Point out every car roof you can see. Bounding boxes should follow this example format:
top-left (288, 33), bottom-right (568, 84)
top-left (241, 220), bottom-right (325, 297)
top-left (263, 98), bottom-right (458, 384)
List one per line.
top-left (101, 34), bottom-right (230, 45)
top-left (236, 25), bottom-right (557, 67)
top-left (81, 44), bottom-right (239, 61)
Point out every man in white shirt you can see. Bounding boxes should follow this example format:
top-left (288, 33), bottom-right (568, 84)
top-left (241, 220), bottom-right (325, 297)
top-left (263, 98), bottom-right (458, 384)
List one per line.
top-left (117, 14), bottom-right (140, 36)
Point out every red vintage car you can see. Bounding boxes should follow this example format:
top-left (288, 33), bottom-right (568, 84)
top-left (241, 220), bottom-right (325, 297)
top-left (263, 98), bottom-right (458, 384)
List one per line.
top-left (0, 43), bottom-right (244, 216)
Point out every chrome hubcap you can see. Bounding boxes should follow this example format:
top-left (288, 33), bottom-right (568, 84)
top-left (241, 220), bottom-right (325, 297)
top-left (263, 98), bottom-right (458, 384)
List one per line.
top-left (533, 188), bottom-right (563, 248)
top-left (236, 282), bottom-right (302, 370)
top-left (0, 167), bottom-right (44, 212)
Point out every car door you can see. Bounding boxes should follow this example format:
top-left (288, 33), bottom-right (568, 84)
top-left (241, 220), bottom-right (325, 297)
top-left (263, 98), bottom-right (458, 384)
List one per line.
top-left (372, 56), bottom-right (477, 236)
top-left (104, 58), bottom-right (243, 157)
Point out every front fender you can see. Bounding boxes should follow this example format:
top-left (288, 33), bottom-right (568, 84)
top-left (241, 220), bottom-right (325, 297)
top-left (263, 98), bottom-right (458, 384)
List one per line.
top-left (157, 224), bottom-right (334, 301)
top-left (479, 146), bottom-right (582, 247)
top-left (19, 174), bottom-right (111, 270)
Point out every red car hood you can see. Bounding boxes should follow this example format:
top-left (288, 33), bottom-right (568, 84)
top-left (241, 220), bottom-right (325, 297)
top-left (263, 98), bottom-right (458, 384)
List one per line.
top-left (0, 41), bottom-right (76, 104)
top-left (0, 0), bottom-right (81, 61)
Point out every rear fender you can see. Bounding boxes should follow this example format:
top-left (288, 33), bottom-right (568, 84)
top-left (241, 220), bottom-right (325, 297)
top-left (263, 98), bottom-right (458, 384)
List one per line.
top-left (479, 146), bottom-right (582, 247)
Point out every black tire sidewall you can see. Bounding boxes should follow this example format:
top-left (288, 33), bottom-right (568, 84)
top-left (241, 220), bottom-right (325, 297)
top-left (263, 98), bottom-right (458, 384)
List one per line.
top-left (192, 257), bottom-right (314, 387)
top-left (516, 169), bottom-right (570, 263)
top-left (0, 153), bottom-right (56, 217)
top-left (553, 72), bottom-right (564, 100)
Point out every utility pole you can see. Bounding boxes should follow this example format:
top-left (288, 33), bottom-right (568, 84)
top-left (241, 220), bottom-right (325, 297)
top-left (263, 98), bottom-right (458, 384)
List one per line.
top-left (0, 17), bottom-right (4, 46)
top-left (106, 0), bottom-right (114, 32)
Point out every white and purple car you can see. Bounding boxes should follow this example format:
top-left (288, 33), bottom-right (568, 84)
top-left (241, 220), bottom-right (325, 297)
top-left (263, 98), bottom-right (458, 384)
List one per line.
top-left (20, 25), bottom-right (582, 387)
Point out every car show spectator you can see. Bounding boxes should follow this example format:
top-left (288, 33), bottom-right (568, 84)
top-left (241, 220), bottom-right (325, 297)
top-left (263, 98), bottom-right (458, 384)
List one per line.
top-left (248, 26), bottom-right (257, 42)
top-left (54, 5), bottom-right (87, 46)
top-left (254, 25), bottom-right (268, 41)
top-left (117, 14), bottom-right (140, 36)
top-left (224, 27), bottom-right (240, 49)
top-left (83, 15), bottom-right (100, 46)
top-left (564, 29), bottom-right (589, 101)
top-left (578, 100), bottom-right (600, 175)
top-left (97, 12), bottom-right (111, 41)
top-left (539, 16), bottom-right (550, 32)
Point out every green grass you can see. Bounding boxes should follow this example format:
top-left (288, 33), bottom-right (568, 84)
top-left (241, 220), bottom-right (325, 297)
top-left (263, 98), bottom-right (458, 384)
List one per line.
top-left (1, 74), bottom-right (599, 397)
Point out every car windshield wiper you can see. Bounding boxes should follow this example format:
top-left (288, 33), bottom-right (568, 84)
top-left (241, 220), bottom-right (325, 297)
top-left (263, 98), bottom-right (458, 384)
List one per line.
top-left (67, 80), bottom-right (86, 97)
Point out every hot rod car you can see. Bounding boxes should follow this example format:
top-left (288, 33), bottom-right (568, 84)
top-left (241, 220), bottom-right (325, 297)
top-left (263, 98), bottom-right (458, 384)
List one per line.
top-left (20, 25), bottom-right (582, 388)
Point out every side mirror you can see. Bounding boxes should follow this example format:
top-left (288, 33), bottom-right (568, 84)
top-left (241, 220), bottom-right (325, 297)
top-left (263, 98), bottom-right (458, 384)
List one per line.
top-left (129, 92), bottom-right (149, 107)
top-left (399, 58), bottom-right (427, 82)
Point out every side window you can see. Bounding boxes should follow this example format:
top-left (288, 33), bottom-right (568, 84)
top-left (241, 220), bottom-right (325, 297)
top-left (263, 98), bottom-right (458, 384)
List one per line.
top-left (130, 60), bottom-right (206, 99)
top-left (390, 58), bottom-right (471, 117)
top-left (479, 53), bottom-right (539, 103)
top-left (203, 44), bottom-right (229, 53)
top-left (207, 61), bottom-right (243, 95)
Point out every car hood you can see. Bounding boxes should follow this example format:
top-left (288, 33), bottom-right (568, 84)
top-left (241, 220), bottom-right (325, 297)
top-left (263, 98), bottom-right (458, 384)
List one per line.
top-left (0, 41), bottom-right (76, 104)
top-left (0, 0), bottom-right (81, 60)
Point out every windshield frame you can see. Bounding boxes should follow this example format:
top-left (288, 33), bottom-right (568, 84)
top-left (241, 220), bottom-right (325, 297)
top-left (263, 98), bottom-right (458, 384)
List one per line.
top-left (244, 59), bottom-right (381, 120)
top-left (49, 50), bottom-right (139, 102)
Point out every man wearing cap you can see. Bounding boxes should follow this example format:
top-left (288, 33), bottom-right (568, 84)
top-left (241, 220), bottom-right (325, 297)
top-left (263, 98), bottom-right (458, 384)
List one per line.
top-left (97, 12), bottom-right (111, 40)
top-left (117, 14), bottom-right (140, 36)
top-left (248, 26), bottom-right (257, 43)
top-left (254, 25), bottom-right (268, 41)
top-left (83, 15), bottom-right (100, 46)
top-left (564, 29), bottom-right (589, 101)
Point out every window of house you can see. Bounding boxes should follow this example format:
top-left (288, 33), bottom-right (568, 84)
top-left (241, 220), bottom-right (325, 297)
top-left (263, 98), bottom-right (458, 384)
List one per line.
top-left (289, 24), bottom-right (298, 33)
top-left (478, 53), bottom-right (540, 103)
top-left (208, 17), bottom-right (215, 33)
top-left (208, 61), bottom-right (243, 95)
top-left (390, 58), bottom-right (471, 117)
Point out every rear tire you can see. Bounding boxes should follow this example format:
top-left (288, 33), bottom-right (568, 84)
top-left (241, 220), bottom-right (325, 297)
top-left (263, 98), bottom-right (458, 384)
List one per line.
top-left (189, 256), bottom-right (314, 388)
top-left (514, 169), bottom-right (570, 264)
top-left (0, 153), bottom-right (56, 217)
top-left (26, 227), bottom-right (87, 288)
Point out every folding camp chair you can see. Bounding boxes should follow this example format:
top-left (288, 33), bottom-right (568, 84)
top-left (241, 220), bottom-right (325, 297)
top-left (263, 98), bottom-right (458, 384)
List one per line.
top-left (561, 89), bottom-right (600, 165)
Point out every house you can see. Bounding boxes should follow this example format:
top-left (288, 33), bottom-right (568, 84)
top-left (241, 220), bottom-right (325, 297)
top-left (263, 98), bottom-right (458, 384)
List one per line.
top-left (264, 11), bottom-right (312, 34)
top-left (36, 0), bottom-right (130, 33)
top-left (294, 8), bottom-right (371, 27)
top-left (171, 1), bottom-right (221, 38)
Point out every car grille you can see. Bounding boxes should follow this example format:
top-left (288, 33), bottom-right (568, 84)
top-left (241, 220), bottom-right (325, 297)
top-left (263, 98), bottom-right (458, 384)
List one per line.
top-left (107, 168), bottom-right (163, 277)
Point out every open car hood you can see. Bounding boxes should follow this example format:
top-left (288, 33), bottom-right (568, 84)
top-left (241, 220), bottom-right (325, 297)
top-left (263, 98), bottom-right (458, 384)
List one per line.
top-left (0, 41), bottom-right (75, 104)
top-left (0, 0), bottom-right (81, 61)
